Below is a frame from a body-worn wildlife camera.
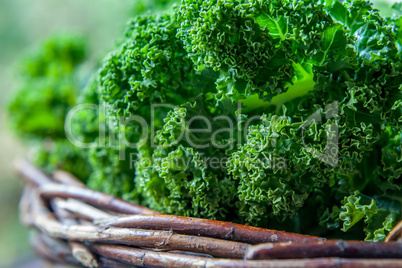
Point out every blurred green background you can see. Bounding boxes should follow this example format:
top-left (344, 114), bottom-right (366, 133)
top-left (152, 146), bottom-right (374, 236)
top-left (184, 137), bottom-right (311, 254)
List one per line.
top-left (0, 0), bottom-right (397, 267)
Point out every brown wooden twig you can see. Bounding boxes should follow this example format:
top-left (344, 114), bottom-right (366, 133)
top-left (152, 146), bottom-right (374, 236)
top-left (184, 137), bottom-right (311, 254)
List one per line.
top-left (19, 186), bottom-right (34, 227)
top-left (15, 160), bottom-right (402, 267)
top-left (96, 214), bottom-right (322, 244)
top-left (56, 198), bottom-right (113, 221)
top-left (15, 159), bottom-right (53, 186)
top-left (35, 216), bottom-right (250, 259)
top-left (51, 198), bottom-right (99, 268)
top-left (30, 231), bottom-right (80, 266)
top-left (203, 258), bottom-right (402, 268)
top-left (71, 243), bottom-right (99, 268)
top-left (92, 244), bottom-right (208, 268)
top-left (32, 190), bottom-right (250, 259)
top-left (53, 170), bottom-right (86, 187)
top-left (245, 240), bottom-right (402, 260)
top-left (39, 183), bottom-right (158, 216)
top-left (14, 159), bottom-right (157, 216)
top-left (386, 220), bottom-right (402, 242)
top-left (92, 244), bottom-right (402, 268)
top-left (98, 257), bottom-right (134, 268)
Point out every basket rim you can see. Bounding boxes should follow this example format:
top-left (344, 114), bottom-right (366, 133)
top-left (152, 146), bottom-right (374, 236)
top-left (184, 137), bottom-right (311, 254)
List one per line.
top-left (16, 159), bottom-right (402, 268)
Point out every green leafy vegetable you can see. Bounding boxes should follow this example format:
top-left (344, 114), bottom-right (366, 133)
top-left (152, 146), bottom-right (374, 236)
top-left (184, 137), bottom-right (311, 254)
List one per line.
top-left (8, 0), bottom-right (402, 241)
top-left (8, 34), bottom-right (86, 139)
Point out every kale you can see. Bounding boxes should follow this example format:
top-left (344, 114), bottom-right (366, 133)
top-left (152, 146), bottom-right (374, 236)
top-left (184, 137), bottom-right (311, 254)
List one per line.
top-left (9, 0), bottom-right (402, 240)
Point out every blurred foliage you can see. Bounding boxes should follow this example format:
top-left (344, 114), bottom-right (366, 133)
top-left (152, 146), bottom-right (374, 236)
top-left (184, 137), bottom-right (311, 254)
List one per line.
top-left (8, 34), bottom-right (86, 139)
top-left (131, 0), bottom-right (180, 14)
top-left (373, 0), bottom-right (401, 16)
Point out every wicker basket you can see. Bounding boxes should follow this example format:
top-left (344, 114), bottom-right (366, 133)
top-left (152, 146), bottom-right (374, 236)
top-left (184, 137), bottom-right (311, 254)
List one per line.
top-left (15, 159), bottom-right (402, 268)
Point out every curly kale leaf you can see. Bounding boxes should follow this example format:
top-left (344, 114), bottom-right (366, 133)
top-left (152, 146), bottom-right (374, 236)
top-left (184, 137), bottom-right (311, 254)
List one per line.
top-left (107, 0), bottom-right (402, 233)
top-left (32, 140), bottom-right (92, 182)
top-left (19, 34), bottom-right (86, 79)
top-left (8, 34), bottom-right (87, 140)
top-left (26, 76), bottom-right (98, 182)
top-left (8, 78), bottom-right (77, 139)
top-left (321, 192), bottom-right (401, 241)
top-left (87, 143), bottom-right (141, 202)
top-left (94, 11), bottom-right (219, 202)
top-left (131, 0), bottom-right (179, 15)
top-left (177, 0), bottom-right (296, 101)
top-left (227, 110), bottom-right (340, 226)
top-left (68, 77), bottom-right (142, 201)
top-left (135, 96), bottom-right (239, 220)
top-left (390, 2), bottom-right (402, 51)
top-left (9, 0), bottom-right (402, 240)
top-left (99, 11), bottom-right (217, 118)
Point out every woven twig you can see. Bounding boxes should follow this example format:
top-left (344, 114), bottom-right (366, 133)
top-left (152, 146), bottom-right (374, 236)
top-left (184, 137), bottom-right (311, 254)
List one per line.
top-left (15, 159), bottom-right (402, 267)
top-left (245, 240), bottom-right (402, 260)
top-left (386, 220), bottom-right (402, 242)
top-left (95, 215), bottom-right (322, 244)
top-left (51, 198), bottom-right (98, 267)
top-left (92, 244), bottom-right (402, 268)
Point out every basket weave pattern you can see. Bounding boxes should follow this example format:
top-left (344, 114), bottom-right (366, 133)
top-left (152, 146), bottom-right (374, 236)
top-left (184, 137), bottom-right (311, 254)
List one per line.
top-left (16, 159), bottom-right (402, 268)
